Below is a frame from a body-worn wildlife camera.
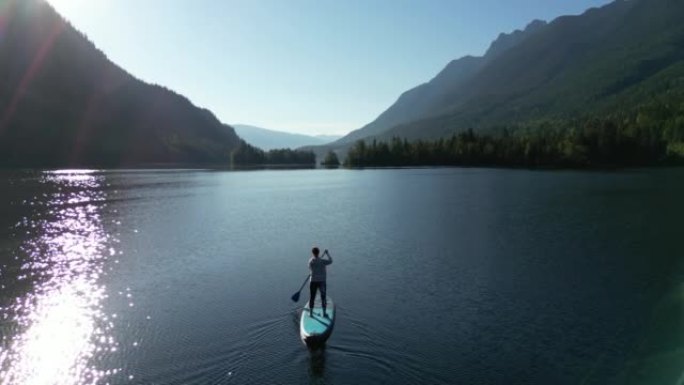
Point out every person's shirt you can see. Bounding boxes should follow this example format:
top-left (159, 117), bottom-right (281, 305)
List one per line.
top-left (309, 256), bottom-right (333, 282)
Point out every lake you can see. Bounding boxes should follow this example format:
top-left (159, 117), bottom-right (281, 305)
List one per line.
top-left (0, 168), bottom-right (682, 385)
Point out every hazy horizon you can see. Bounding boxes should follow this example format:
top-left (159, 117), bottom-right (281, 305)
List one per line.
top-left (47, 0), bottom-right (611, 137)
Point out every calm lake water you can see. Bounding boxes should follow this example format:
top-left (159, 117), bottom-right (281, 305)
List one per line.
top-left (0, 168), bottom-right (682, 385)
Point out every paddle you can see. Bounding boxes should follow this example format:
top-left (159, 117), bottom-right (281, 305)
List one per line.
top-left (291, 275), bottom-right (310, 302)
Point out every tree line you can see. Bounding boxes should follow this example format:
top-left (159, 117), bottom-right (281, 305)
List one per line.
top-left (231, 140), bottom-right (316, 167)
top-left (344, 99), bottom-right (684, 168)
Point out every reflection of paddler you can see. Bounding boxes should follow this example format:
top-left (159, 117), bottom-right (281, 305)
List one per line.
top-left (308, 247), bottom-right (333, 317)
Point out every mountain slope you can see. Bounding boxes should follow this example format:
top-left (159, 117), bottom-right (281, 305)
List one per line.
top-left (0, 0), bottom-right (241, 167)
top-left (336, 0), bottom-right (684, 144)
top-left (232, 124), bottom-right (340, 150)
top-left (335, 19), bottom-right (548, 145)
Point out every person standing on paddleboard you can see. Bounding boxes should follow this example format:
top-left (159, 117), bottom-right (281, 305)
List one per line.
top-left (308, 247), bottom-right (333, 317)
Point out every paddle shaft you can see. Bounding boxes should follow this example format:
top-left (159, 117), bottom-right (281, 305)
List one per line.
top-left (291, 274), bottom-right (310, 302)
top-left (296, 275), bottom-right (310, 293)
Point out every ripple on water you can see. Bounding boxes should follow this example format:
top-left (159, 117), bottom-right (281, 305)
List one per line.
top-left (126, 310), bottom-right (303, 385)
top-left (0, 170), bottom-right (121, 385)
top-left (327, 305), bottom-right (449, 385)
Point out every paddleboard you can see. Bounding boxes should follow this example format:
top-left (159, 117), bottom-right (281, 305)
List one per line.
top-left (300, 297), bottom-right (335, 346)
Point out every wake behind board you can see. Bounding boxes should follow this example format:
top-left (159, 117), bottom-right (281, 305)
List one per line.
top-left (300, 297), bottom-right (335, 346)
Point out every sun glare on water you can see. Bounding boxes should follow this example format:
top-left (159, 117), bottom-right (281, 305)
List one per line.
top-left (2, 285), bottom-right (105, 385)
top-left (0, 170), bottom-right (119, 385)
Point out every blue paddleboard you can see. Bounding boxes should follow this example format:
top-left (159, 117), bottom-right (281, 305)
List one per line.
top-left (300, 297), bottom-right (335, 346)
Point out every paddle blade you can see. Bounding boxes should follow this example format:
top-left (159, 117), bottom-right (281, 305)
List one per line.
top-left (291, 291), bottom-right (301, 302)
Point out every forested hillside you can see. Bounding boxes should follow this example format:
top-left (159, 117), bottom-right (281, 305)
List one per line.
top-left (333, 0), bottom-right (684, 167)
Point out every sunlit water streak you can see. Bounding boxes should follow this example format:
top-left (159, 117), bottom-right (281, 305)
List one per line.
top-left (0, 170), bottom-right (118, 385)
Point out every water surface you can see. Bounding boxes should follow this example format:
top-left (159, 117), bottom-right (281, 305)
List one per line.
top-left (0, 168), bottom-right (682, 384)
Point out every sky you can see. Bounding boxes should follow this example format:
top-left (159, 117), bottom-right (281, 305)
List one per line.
top-left (46, 0), bottom-right (612, 136)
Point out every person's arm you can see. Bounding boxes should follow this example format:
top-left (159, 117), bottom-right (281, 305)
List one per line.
top-left (323, 249), bottom-right (333, 265)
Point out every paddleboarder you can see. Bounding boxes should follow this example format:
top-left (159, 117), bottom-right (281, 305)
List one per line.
top-left (308, 247), bottom-right (333, 317)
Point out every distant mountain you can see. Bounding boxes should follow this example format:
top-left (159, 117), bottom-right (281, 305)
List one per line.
top-left (0, 0), bottom-right (241, 167)
top-left (232, 124), bottom-right (341, 150)
top-left (333, 0), bottom-right (684, 145)
top-left (314, 134), bottom-right (344, 143)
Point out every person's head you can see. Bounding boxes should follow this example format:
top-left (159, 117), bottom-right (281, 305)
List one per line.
top-left (312, 247), bottom-right (320, 257)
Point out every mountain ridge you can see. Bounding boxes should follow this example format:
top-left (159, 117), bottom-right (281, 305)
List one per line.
top-left (334, 18), bottom-right (549, 146)
top-left (331, 0), bottom-right (684, 148)
top-left (0, 0), bottom-right (241, 167)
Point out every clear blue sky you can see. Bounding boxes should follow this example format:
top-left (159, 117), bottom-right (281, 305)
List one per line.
top-left (47, 0), bottom-right (612, 136)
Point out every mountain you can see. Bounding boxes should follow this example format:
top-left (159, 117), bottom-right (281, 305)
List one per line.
top-left (0, 0), bottom-right (241, 167)
top-left (335, 19), bottom-right (548, 145)
top-left (232, 124), bottom-right (341, 150)
top-left (314, 134), bottom-right (344, 143)
top-left (333, 0), bottom-right (684, 145)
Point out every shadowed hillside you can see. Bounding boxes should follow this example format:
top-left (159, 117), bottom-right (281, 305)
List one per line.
top-left (0, 0), bottom-right (241, 167)
top-left (334, 19), bottom-right (548, 145)
top-left (332, 0), bottom-right (684, 146)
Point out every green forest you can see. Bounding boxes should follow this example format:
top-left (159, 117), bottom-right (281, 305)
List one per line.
top-left (231, 140), bottom-right (316, 167)
top-left (345, 96), bottom-right (684, 168)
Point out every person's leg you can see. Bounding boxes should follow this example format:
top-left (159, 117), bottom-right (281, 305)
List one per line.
top-left (321, 282), bottom-right (327, 316)
top-left (308, 282), bottom-right (317, 315)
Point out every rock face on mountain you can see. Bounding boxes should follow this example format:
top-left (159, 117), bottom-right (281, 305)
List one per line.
top-left (335, 0), bottom-right (684, 144)
top-left (0, 0), bottom-right (240, 167)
